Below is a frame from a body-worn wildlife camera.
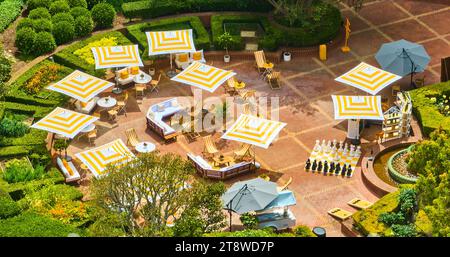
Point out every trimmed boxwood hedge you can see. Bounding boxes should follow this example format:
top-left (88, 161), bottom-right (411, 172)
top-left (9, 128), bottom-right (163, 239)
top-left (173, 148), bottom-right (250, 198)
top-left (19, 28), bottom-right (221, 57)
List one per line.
top-left (126, 16), bottom-right (210, 58)
top-left (211, 14), bottom-right (280, 51)
top-left (409, 81), bottom-right (450, 136)
top-left (53, 30), bottom-right (133, 76)
top-left (0, 0), bottom-right (23, 33)
top-left (122, 0), bottom-right (273, 19)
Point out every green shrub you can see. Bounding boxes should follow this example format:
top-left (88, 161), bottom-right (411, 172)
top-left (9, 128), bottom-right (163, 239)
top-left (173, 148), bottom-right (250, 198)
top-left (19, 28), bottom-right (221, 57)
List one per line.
top-left (53, 21), bottom-right (74, 45)
top-left (106, 0), bottom-right (122, 11)
top-left (28, 7), bottom-right (51, 20)
top-left (126, 16), bottom-right (210, 57)
top-left (2, 158), bottom-right (45, 183)
top-left (27, 0), bottom-right (51, 10)
top-left (206, 228), bottom-right (295, 237)
top-left (0, 195), bottom-right (21, 219)
top-left (391, 224), bottom-right (417, 237)
top-left (70, 6), bottom-right (91, 18)
top-left (0, 212), bottom-right (79, 237)
top-left (240, 212), bottom-right (258, 229)
top-left (49, 0), bottom-right (70, 15)
top-left (16, 18), bottom-right (34, 31)
top-left (74, 15), bottom-right (93, 37)
top-left (0, 145), bottom-right (32, 159)
top-left (379, 212), bottom-right (406, 226)
top-left (32, 18), bottom-right (53, 33)
top-left (52, 12), bottom-right (75, 25)
top-left (0, 54), bottom-right (11, 83)
top-left (293, 225), bottom-right (316, 237)
top-left (0, 0), bottom-right (23, 33)
top-left (122, 0), bottom-right (273, 19)
top-left (0, 117), bottom-right (29, 137)
top-left (91, 2), bottom-right (115, 29)
top-left (67, 0), bottom-right (87, 8)
top-left (15, 28), bottom-right (36, 55)
top-left (53, 30), bottom-right (132, 76)
top-left (409, 81), bottom-right (450, 136)
top-left (86, 0), bottom-right (102, 9)
top-left (34, 31), bottom-right (56, 55)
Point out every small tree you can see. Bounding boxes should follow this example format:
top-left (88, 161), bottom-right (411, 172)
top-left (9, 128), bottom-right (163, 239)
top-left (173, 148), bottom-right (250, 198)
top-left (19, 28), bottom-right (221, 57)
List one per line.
top-left (217, 32), bottom-right (234, 57)
top-left (53, 138), bottom-right (70, 159)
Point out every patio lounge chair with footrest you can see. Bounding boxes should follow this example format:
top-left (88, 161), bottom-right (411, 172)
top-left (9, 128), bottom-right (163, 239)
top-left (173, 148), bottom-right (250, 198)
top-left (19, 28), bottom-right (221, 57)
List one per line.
top-left (327, 208), bottom-right (353, 220)
top-left (234, 143), bottom-right (252, 161)
top-left (254, 50), bottom-right (274, 78)
top-left (347, 198), bottom-right (373, 209)
top-left (56, 157), bottom-right (81, 183)
top-left (202, 135), bottom-right (219, 158)
top-left (267, 71), bottom-right (282, 90)
top-left (125, 128), bottom-right (141, 148)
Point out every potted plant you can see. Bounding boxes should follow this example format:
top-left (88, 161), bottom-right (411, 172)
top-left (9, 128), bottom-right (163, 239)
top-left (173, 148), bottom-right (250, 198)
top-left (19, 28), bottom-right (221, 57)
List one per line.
top-left (283, 51), bottom-right (292, 62)
top-left (217, 32), bottom-right (234, 63)
top-left (54, 138), bottom-right (70, 160)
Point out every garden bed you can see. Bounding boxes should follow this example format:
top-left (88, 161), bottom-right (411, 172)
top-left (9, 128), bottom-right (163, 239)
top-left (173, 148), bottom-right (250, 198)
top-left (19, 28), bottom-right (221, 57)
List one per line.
top-left (53, 30), bottom-right (133, 77)
top-left (126, 16), bottom-right (210, 58)
top-left (409, 81), bottom-right (450, 136)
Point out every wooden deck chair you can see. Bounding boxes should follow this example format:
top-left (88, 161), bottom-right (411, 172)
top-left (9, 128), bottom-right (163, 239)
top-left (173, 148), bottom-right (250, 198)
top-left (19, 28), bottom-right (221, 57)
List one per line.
top-left (125, 128), bottom-right (140, 148)
top-left (277, 177), bottom-right (292, 192)
top-left (267, 71), bottom-right (282, 90)
top-left (150, 73), bottom-right (161, 93)
top-left (327, 208), bottom-right (353, 220)
top-left (239, 90), bottom-right (256, 102)
top-left (225, 77), bottom-right (238, 95)
top-left (234, 143), bottom-right (252, 160)
top-left (202, 135), bottom-right (219, 157)
top-left (135, 83), bottom-right (146, 98)
top-left (117, 92), bottom-right (128, 115)
top-left (347, 198), bottom-right (373, 210)
top-left (87, 129), bottom-right (97, 145)
top-left (254, 50), bottom-right (267, 75)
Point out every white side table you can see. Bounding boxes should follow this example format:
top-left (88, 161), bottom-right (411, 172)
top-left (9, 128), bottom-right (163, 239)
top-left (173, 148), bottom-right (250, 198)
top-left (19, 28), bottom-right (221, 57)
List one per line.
top-left (97, 97), bottom-right (117, 108)
top-left (135, 142), bottom-right (156, 153)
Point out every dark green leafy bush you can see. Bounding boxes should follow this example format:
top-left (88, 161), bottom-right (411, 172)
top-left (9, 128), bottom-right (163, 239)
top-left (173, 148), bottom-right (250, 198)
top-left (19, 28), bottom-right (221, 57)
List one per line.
top-left (391, 224), bottom-right (417, 237)
top-left (15, 28), bottom-right (36, 55)
top-left (52, 12), bottom-right (75, 25)
top-left (67, 0), bottom-right (87, 8)
top-left (16, 18), bottom-right (34, 31)
top-left (28, 7), bottom-right (51, 20)
top-left (53, 21), bottom-right (75, 45)
top-left (239, 212), bottom-right (258, 229)
top-left (74, 15), bottom-right (93, 37)
top-left (49, 0), bottom-right (71, 15)
top-left (0, 54), bottom-right (11, 83)
top-left (91, 3), bottom-right (115, 29)
top-left (0, 117), bottom-right (29, 137)
top-left (34, 31), bottom-right (56, 55)
top-left (27, 0), bottom-right (52, 10)
top-left (0, 195), bottom-right (21, 219)
top-left (2, 158), bottom-right (44, 183)
top-left (86, 0), bottom-right (102, 9)
top-left (32, 18), bottom-right (53, 33)
top-left (0, 212), bottom-right (79, 237)
top-left (379, 212), bottom-right (406, 226)
top-left (70, 6), bottom-right (91, 18)
top-left (293, 225), bottom-right (317, 237)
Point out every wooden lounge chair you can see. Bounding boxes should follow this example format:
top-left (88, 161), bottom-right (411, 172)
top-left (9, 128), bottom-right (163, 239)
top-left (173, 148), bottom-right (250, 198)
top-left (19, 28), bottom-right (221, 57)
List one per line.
top-left (225, 77), bottom-right (238, 95)
top-left (87, 129), bottom-right (97, 145)
top-left (135, 83), bottom-right (146, 98)
top-left (125, 128), bottom-right (140, 148)
top-left (267, 71), bottom-right (282, 90)
top-left (254, 50), bottom-right (273, 77)
top-left (239, 90), bottom-right (256, 102)
top-left (150, 73), bottom-right (161, 93)
top-left (117, 92), bottom-right (128, 115)
top-left (202, 135), bottom-right (219, 157)
top-left (234, 143), bottom-right (252, 160)
top-left (347, 198), bottom-right (373, 209)
top-left (277, 177), bottom-right (292, 192)
top-left (327, 208), bottom-right (352, 220)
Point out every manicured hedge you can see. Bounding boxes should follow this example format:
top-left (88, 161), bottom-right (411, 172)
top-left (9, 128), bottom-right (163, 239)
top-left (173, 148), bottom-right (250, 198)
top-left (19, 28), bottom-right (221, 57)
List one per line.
top-left (211, 14), bottom-right (280, 51)
top-left (0, 0), bottom-right (23, 33)
top-left (0, 193), bottom-right (21, 219)
top-left (0, 145), bottom-right (33, 159)
top-left (53, 30), bottom-right (133, 76)
top-left (0, 211), bottom-right (79, 236)
top-left (122, 0), bottom-right (273, 19)
top-left (126, 16), bottom-right (210, 58)
top-left (409, 81), bottom-right (450, 136)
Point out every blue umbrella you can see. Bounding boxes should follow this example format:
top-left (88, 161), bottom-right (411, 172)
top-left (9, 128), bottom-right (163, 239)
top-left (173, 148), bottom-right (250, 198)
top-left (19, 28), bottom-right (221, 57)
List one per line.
top-left (375, 39), bottom-right (430, 85)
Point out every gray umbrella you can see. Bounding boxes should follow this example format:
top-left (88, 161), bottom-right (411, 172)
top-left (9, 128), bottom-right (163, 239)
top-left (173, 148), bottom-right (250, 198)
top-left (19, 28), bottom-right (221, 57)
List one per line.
top-left (375, 39), bottom-right (430, 85)
top-left (222, 177), bottom-right (279, 231)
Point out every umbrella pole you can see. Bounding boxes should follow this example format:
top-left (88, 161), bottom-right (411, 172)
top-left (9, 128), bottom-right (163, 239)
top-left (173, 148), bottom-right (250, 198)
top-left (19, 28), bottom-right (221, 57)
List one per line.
top-left (229, 210), bottom-right (232, 232)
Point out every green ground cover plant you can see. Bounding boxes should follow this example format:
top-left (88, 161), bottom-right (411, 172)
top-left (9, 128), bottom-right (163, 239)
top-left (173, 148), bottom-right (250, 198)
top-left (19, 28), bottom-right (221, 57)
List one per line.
top-left (0, 0), bottom-right (23, 33)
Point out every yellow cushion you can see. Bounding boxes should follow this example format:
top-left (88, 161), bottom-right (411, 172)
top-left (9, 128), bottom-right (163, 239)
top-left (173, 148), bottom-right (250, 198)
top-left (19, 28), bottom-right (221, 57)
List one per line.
top-left (80, 101), bottom-right (88, 108)
top-left (131, 67), bottom-right (139, 75)
top-left (178, 54), bottom-right (188, 62)
top-left (193, 52), bottom-right (202, 61)
top-left (62, 159), bottom-right (74, 176)
top-left (120, 70), bottom-right (129, 79)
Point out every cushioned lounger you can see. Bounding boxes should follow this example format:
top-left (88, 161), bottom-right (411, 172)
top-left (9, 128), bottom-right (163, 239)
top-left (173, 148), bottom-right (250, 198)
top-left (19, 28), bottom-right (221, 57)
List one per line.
top-left (347, 198), bottom-right (373, 209)
top-left (327, 208), bottom-right (352, 220)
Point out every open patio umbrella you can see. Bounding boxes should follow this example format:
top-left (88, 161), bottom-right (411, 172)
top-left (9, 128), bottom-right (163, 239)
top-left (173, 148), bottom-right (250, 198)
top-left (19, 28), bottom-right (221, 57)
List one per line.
top-left (75, 139), bottom-right (135, 178)
top-left (335, 62), bottom-right (402, 95)
top-left (222, 177), bottom-right (278, 231)
top-left (375, 39), bottom-right (430, 85)
top-left (171, 61), bottom-right (236, 93)
top-left (331, 95), bottom-right (384, 143)
top-left (146, 29), bottom-right (196, 77)
top-left (91, 45), bottom-right (143, 69)
top-left (47, 70), bottom-right (114, 103)
top-left (31, 107), bottom-right (98, 139)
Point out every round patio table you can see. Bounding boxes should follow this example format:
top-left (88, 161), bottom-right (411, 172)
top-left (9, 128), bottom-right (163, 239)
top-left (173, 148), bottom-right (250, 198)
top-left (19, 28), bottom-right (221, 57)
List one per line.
top-left (133, 72), bottom-right (152, 84)
top-left (97, 97), bottom-right (117, 108)
top-left (312, 227), bottom-right (326, 237)
top-left (80, 123), bottom-right (95, 133)
top-left (135, 142), bottom-right (156, 153)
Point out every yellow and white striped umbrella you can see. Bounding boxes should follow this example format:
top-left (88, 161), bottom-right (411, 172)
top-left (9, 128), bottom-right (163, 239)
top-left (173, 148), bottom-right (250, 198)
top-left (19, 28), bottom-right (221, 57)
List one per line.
top-left (221, 114), bottom-right (286, 149)
top-left (332, 95), bottom-right (384, 120)
top-left (31, 107), bottom-right (98, 139)
top-left (91, 45), bottom-right (143, 69)
top-left (146, 29), bottom-right (196, 55)
top-left (47, 70), bottom-right (114, 103)
top-left (171, 61), bottom-right (236, 92)
top-left (335, 62), bottom-right (401, 95)
top-left (75, 139), bottom-right (135, 178)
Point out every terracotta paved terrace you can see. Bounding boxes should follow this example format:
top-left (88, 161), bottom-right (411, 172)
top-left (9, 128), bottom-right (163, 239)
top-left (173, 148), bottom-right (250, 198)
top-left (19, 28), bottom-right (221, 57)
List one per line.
top-left (67, 0), bottom-right (450, 236)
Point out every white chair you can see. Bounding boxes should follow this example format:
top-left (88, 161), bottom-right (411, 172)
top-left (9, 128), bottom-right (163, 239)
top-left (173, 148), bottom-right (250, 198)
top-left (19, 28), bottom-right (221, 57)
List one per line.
top-left (56, 157), bottom-right (81, 183)
top-left (175, 53), bottom-right (190, 69)
top-left (74, 97), bottom-right (99, 114)
top-left (115, 68), bottom-right (134, 86)
top-left (190, 50), bottom-right (206, 63)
